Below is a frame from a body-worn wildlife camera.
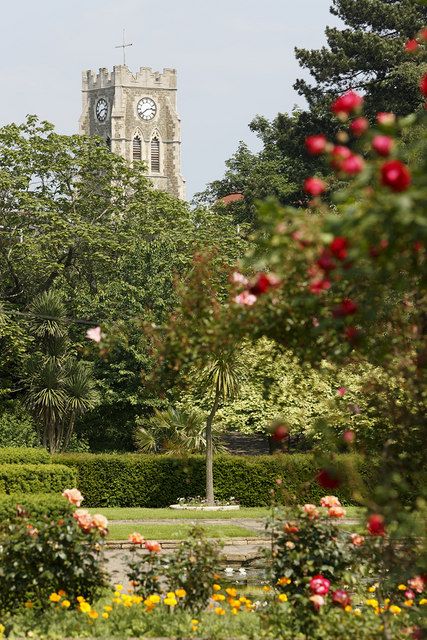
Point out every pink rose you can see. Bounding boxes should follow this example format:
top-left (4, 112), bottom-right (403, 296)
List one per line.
top-left (231, 271), bottom-right (248, 286)
top-left (92, 514), bottom-right (108, 532)
top-left (62, 488), bottom-right (84, 507)
top-left (328, 505), bottom-right (346, 519)
top-left (309, 594), bottom-right (325, 610)
top-left (86, 326), bottom-right (102, 343)
top-left (234, 291), bottom-right (257, 306)
top-left (310, 575), bottom-right (330, 596)
top-left (73, 509), bottom-right (93, 533)
top-left (303, 504), bottom-right (319, 519)
top-left (320, 496), bottom-right (341, 509)
top-left (350, 533), bottom-right (365, 547)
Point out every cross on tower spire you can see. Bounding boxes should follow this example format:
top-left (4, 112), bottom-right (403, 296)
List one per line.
top-left (115, 29), bottom-right (133, 66)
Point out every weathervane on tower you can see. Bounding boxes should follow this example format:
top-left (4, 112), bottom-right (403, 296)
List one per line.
top-left (115, 29), bottom-right (133, 66)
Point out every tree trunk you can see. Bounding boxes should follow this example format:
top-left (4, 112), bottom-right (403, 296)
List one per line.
top-left (205, 383), bottom-right (220, 505)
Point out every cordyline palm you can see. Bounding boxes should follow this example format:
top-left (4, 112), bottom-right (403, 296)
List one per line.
top-left (24, 290), bottom-right (98, 452)
top-left (202, 352), bottom-right (240, 504)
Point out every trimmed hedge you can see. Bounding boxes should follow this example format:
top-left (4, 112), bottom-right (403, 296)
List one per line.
top-left (0, 464), bottom-right (77, 495)
top-left (0, 447), bottom-right (50, 464)
top-left (0, 493), bottom-right (72, 521)
top-left (53, 453), bottom-right (380, 508)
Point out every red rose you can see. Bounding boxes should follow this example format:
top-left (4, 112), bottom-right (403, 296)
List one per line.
top-left (317, 249), bottom-right (336, 272)
top-left (381, 160), bottom-right (412, 192)
top-left (405, 39), bottom-right (418, 52)
top-left (305, 135), bottom-right (327, 155)
top-left (421, 27), bottom-right (427, 41)
top-left (367, 514), bottom-right (386, 536)
top-left (316, 469), bottom-right (340, 489)
top-left (272, 424), bottom-right (289, 442)
top-left (372, 135), bottom-right (394, 157)
top-left (333, 299), bottom-right (358, 318)
top-left (332, 589), bottom-right (351, 608)
top-left (310, 575), bottom-right (331, 596)
top-left (341, 154), bottom-right (365, 175)
top-left (349, 117), bottom-right (369, 137)
top-left (249, 273), bottom-right (281, 296)
top-left (344, 326), bottom-right (359, 342)
top-left (304, 177), bottom-right (326, 196)
top-left (330, 145), bottom-right (352, 169)
top-left (331, 91), bottom-right (363, 116)
top-left (330, 237), bottom-right (349, 260)
top-left (343, 430), bottom-right (355, 444)
top-left (420, 73), bottom-right (427, 97)
top-left (309, 279), bottom-right (331, 295)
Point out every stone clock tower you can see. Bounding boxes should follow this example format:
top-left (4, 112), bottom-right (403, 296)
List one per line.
top-left (79, 65), bottom-right (185, 200)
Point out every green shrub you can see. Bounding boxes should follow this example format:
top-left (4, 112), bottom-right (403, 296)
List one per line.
top-left (53, 453), bottom-right (379, 507)
top-left (0, 407), bottom-right (38, 448)
top-left (0, 447), bottom-right (50, 464)
top-left (0, 493), bottom-right (72, 521)
top-left (0, 511), bottom-right (108, 613)
top-left (0, 463), bottom-right (76, 494)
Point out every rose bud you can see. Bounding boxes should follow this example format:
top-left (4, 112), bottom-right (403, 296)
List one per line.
top-left (349, 117), bottom-right (369, 137)
top-left (305, 135), bottom-right (327, 155)
top-left (380, 160), bottom-right (412, 192)
top-left (304, 177), bottom-right (327, 196)
top-left (372, 135), bottom-right (394, 157)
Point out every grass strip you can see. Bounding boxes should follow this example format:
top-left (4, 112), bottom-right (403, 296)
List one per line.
top-left (107, 523), bottom-right (260, 541)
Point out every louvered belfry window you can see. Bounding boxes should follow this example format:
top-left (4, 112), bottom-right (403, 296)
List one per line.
top-left (151, 136), bottom-right (160, 172)
top-left (133, 136), bottom-right (142, 161)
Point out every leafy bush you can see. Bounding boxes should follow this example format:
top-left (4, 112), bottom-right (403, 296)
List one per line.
top-left (54, 452), bottom-right (378, 507)
top-left (0, 463), bottom-right (76, 494)
top-left (0, 511), bottom-right (108, 613)
top-left (0, 493), bottom-right (72, 521)
top-left (0, 447), bottom-right (50, 464)
top-left (0, 408), bottom-right (38, 448)
top-left (166, 525), bottom-right (223, 612)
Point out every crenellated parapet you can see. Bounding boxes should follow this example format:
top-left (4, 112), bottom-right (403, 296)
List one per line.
top-left (82, 65), bottom-right (177, 91)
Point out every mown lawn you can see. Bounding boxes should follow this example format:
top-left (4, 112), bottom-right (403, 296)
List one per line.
top-left (107, 523), bottom-right (260, 540)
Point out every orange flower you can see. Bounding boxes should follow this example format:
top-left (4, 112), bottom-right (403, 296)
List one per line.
top-left (128, 532), bottom-right (144, 544)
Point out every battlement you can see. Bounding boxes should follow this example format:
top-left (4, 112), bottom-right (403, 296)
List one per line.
top-left (82, 65), bottom-right (177, 91)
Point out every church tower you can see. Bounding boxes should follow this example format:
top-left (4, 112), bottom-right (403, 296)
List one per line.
top-left (79, 65), bottom-right (185, 200)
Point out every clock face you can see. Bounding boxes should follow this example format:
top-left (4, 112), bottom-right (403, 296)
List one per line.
top-left (137, 97), bottom-right (157, 121)
top-left (96, 99), bottom-right (108, 123)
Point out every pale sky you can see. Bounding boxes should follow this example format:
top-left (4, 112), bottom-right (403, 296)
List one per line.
top-left (0, 1), bottom-right (341, 199)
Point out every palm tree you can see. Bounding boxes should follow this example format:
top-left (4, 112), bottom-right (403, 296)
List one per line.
top-left (24, 290), bottom-right (98, 452)
top-left (202, 352), bottom-right (240, 504)
top-left (134, 406), bottom-right (224, 455)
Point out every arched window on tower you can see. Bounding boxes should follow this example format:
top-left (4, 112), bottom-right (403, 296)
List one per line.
top-left (106, 136), bottom-right (111, 151)
top-left (133, 135), bottom-right (142, 161)
top-left (151, 135), bottom-right (160, 173)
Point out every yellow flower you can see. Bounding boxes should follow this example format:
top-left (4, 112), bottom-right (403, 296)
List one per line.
top-left (226, 588), bottom-right (237, 597)
top-left (229, 599), bottom-right (241, 608)
top-left (213, 584), bottom-right (221, 592)
top-left (113, 591), bottom-right (122, 597)
top-left (79, 602), bottom-right (91, 613)
top-left (365, 599), bottom-right (379, 608)
top-left (214, 607), bottom-right (226, 615)
top-left (389, 605), bottom-right (401, 615)
top-left (102, 613), bottom-right (109, 619)
top-left (191, 627), bottom-right (198, 633)
top-left (277, 577), bottom-right (291, 586)
top-left (0, 624), bottom-right (4, 637)
top-left (49, 593), bottom-right (61, 603)
top-left (62, 600), bottom-right (71, 609)
top-left (77, 596), bottom-right (85, 603)
top-left (175, 588), bottom-right (186, 598)
top-left (397, 584), bottom-right (407, 590)
top-left (368, 585), bottom-right (377, 593)
top-left (191, 619), bottom-right (199, 625)
top-left (345, 605), bottom-right (352, 612)
top-left (24, 602), bottom-right (34, 609)
top-left (262, 585), bottom-right (271, 592)
top-left (112, 597), bottom-right (121, 604)
top-left (164, 596), bottom-right (177, 607)
top-left (212, 593), bottom-right (225, 602)
top-left (104, 605), bottom-right (113, 612)
top-left (353, 608), bottom-right (361, 616)
top-left (404, 600), bottom-right (413, 607)
top-left (88, 610), bottom-right (99, 619)
top-left (278, 593), bottom-right (288, 602)
top-left (115, 584), bottom-right (123, 591)
top-left (147, 594), bottom-right (161, 604)
top-left (419, 598), bottom-right (427, 605)
top-left (231, 607), bottom-right (239, 615)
